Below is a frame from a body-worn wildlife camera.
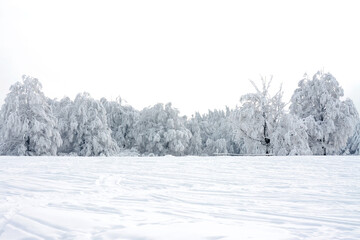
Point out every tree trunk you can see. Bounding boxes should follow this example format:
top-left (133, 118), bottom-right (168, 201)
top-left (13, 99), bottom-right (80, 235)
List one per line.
top-left (265, 138), bottom-right (270, 155)
top-left (263, 113), bottom-right (270, 155)
top-left (25, 136), bottom-right (31, 155)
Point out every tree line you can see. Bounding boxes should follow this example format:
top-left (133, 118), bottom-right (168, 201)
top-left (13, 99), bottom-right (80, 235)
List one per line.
top-left (0, 71), bottom-right (359, 156)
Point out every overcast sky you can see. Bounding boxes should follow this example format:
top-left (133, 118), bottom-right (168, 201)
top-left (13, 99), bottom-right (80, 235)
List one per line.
top-left (1, 0), bottom-right (359, 116)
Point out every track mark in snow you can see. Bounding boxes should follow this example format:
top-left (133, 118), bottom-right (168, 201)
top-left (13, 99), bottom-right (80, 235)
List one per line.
top-left (18, 214), bottom-right (69, 232)
top-left (5, 221), bottom-right (47, 240)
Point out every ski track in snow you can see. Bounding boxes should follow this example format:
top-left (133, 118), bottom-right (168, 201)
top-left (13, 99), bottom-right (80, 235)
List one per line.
top-left (0, 156), bottom-right (359, 240)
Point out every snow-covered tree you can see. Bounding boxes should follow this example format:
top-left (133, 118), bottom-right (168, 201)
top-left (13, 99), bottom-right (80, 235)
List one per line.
top-left (50, 97), bottom-right (76, 154)
top-left (134, 103), bottom-right (192, 156)
top-left (66, 93), bottom-right (119, 156)
top-left (290, 71), bottom-right (359, 155)
top-left (100, 97), bottom-right (139, 150)
top-left (0, 75), bottom-right (62, 155)
top-left (271, 114), bottom-right (312, 155)
top-left (205, 138), bottom-right (227, 155)
top-left (194, 108), bottom-right (243, 155)
top-left (233, 77), bottom-right (285, 155)
top-left (345, 122), bottom-right (360, 155)
top-left (185, 114), bottom-right (203, 155)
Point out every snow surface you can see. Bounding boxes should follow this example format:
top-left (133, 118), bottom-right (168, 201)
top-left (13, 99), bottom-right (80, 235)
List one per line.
top-left (0, 156), bottom-right (359, 240)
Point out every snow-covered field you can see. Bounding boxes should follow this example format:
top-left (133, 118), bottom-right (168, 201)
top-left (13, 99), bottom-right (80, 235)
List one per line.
top-left (0, 156), bottom-right (359, 240)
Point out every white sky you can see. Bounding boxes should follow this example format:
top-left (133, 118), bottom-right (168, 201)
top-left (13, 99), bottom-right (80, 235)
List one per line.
top-left (1, 0), bottom-right (360, 116)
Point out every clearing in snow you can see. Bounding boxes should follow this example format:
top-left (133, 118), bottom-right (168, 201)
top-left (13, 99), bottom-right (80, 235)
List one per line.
top-left (0, 156), bottom-right (359, 240)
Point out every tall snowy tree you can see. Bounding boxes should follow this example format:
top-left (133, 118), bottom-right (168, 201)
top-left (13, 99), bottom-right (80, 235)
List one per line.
top-left (66, 93), bottom-right (119, 156)
top-left (134, 103), bottom-right (192, 156)
top-left (290, 71), bottom-right (359, 155)
top-left (0, 75), bottom-right (62, 155)
top-left (233, 77), bottom-right (285, 155)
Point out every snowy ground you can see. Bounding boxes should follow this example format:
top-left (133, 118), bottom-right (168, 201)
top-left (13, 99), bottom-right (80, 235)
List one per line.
top-left (0, 156), bottom-right (359, 240)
